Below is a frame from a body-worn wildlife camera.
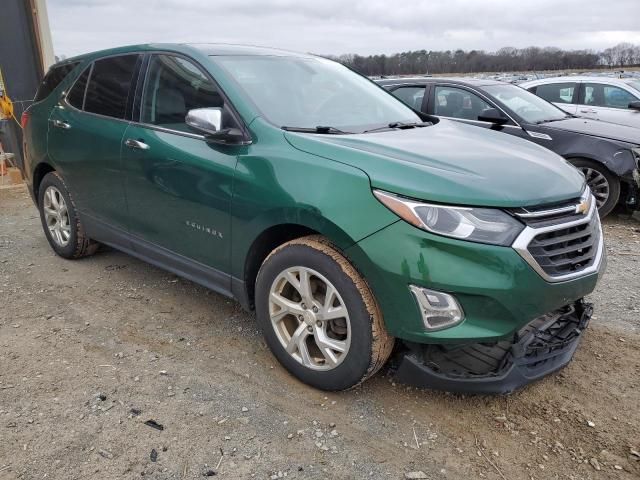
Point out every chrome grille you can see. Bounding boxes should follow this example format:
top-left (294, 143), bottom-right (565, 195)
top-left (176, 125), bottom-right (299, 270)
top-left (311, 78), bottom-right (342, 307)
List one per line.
top-left (512, 191), bottom-right (604, 282)
top-left (526, 216), bottom-right (600, 277)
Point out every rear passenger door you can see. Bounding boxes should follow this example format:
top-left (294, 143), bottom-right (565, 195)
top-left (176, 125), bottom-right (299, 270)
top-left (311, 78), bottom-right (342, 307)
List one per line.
top-left (47, 54), bottom-right (142, 231)
top-left (578, 82), bottom-right (640, 127)
top-left (527, 82), bottom-right (578, 115)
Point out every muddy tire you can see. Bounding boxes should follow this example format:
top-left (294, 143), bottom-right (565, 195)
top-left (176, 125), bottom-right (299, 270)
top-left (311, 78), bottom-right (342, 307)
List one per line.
top-left (37, 171), bottom-right (98, 259)
top-left (255, 235), bottom-right (394, 391)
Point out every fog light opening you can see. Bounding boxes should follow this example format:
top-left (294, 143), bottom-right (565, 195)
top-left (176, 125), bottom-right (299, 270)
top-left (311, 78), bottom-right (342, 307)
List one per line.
top-left (409, 285), bottom-right (464, 331)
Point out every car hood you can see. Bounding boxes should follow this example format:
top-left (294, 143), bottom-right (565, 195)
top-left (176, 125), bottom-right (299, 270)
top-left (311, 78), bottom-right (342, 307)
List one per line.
top-left (285, 120), bottom-right (585, 208)
top-left (540, 117), bottom-right (640, 145)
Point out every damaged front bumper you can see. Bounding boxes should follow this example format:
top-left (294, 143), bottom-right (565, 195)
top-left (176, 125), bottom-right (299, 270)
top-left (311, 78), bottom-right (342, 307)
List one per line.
top-left (393, 300), bottom-right (592, 395)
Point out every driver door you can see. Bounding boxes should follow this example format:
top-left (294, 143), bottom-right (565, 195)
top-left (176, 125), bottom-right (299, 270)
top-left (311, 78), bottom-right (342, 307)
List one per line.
top-left (122, 53), bottom-right (239, 278)
top-left (427, 84), bottom-right (528, 140)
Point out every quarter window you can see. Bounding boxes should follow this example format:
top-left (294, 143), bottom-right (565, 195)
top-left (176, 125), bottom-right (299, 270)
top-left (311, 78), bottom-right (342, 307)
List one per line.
top-left (66, 66), bottom-right (90, 110)
top-left (34, 62), bottom-right (79, 102)
top-left (584, 83), bottom-right (638, 109)
top-left (141, 55), bottom-right (224, 133)
top-left (434, 86), bottom-right (492, 121)
top-left (392, 86), bottom-right (425, 110)
top-left (532, 83), bottom-right (576, 104)
top-left (84, 55), bottom-right (140, 119)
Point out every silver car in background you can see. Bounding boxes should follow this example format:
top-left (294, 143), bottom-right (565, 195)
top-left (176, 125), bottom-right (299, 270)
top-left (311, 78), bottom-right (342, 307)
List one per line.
top-left (521, 76), bottom-right (640, 130)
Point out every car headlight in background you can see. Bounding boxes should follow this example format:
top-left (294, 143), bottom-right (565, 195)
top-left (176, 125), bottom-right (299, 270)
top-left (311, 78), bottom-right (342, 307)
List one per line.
top-left (373, 189), bottom-right (524, 246)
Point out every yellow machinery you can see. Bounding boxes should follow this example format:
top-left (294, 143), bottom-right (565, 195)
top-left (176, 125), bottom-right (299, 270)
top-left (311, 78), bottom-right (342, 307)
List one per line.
top-left (0, 67), bottom-right (17, 126)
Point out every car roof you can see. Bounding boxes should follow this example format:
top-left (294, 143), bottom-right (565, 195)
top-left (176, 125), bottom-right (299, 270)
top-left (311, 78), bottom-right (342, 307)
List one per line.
top-left (376, 76), bottom-right (504, 87)
top-left (520, 76), bottom-right (632, 86)
top-left (55, 43), bottom-right (315, 66)
top-left (189, 43), bottom-right (313, 57)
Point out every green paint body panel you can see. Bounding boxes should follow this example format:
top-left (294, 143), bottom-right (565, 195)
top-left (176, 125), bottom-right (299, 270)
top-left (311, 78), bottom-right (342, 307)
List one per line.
top-left (23, 43), bottom-right (604, 349)
top-left (230, 117), bottom-right (399, 280)
top-left (345, 220), bottom-right (602, 343)
top-left (121, 123), bottom-right (239, 273)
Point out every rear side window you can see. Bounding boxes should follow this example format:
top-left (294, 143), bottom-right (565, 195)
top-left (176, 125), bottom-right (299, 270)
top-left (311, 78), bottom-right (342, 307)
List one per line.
top-left (67, 67), bottom-right (90, 109)
top-left (392, 86), bottom-right (425, 110)
top-left (84, 55), bottom-right (140, 119)
top-left (34, 62), bottom-right (79, 102)
top-left (584, 83), bottom-right (638, 109)
top-left (533, 83), bottom-right (576, 104)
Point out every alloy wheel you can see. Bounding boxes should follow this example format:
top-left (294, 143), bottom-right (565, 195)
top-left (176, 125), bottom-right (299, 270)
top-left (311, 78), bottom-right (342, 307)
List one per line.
top-left (268, 266), bottom-right (351, 371)
top-left (43, 186), bottom-right (71, 247)
top-left (579, 167), bottom-right (610, 209)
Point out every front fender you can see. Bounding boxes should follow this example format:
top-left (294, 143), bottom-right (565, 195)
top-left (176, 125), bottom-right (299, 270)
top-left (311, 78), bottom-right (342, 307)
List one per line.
top-left (229, 121), bottom-right (398, 280)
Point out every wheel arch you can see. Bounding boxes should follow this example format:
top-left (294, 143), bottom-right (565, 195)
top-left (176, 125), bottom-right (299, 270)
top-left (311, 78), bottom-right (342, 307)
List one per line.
top-left (562, 145), bottom-right (636, 178)
top-left (32, 162), bottom-right (56, 205)
top-left (236, 214), bottom-right (363, 311)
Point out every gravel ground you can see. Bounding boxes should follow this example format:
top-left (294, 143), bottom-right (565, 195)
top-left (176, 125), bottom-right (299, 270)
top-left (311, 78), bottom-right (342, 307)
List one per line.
top-left (1, 184), bottom-right (639, 480)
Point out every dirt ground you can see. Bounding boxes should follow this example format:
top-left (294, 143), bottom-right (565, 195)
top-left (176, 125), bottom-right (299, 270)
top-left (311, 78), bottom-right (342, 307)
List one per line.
top-left (1, 184), bottom-right (639, 480)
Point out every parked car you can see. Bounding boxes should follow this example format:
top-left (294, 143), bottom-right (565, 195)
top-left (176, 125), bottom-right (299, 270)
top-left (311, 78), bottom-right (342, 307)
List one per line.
top-left (22, 44), bottom-right (604, 394)
top-left (521, 76), bottom-right (640, 129)
top-left (379, 77), bottom-right (640, 217)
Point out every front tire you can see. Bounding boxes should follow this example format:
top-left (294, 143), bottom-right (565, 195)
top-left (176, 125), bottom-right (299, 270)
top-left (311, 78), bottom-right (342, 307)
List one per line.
top-left (38, 171), bottom-right (98, 259)
top-left (569, 158), bottom-right (620, 218)
top-left (255, 235), bottom-right (394, 391)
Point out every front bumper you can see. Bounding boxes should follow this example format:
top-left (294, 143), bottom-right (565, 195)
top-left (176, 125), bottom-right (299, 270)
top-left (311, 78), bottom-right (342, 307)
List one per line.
top-left (345, 219), bottom-right (603, 343)
top-left (393, 300), bottom-right (592, 394)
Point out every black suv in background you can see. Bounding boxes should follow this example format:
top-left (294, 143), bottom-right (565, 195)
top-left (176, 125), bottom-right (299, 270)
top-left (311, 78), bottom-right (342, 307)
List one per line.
top-left (379, 77), bottom-right (640, 217)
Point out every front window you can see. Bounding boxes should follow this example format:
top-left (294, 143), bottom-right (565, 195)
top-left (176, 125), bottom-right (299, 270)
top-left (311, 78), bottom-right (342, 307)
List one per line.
top-left (141, 55), bottom-right (225, 133)
top-left (214, 55), bottom-right (421, 133)
top-left (434, 86), bottom-right (493, 120)
top-left (484, 84), bottom-right (568, 124)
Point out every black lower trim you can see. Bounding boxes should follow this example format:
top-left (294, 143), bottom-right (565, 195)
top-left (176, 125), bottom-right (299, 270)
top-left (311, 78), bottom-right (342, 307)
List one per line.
top-left (81, 213), bottom-right (237, 300)
top-left (231, 276), bottom-right (252, 311)
top-left (393, 300), bottom-right (592, 394)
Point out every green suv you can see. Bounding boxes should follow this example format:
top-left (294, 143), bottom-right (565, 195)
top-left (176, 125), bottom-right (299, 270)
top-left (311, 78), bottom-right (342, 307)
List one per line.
top-left (22, 44), bottom-right (604, 393)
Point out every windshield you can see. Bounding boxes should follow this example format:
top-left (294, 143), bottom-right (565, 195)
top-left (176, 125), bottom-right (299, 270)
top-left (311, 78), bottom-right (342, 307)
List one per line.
top-left (484, 84), bottom-right (568, 124)
top-left (214, 55), bottom-right (421, 133)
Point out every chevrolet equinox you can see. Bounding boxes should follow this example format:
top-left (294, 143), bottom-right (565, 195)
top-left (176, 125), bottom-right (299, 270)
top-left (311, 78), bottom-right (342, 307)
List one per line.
top-left (22, 44), bottom-right (605, 393)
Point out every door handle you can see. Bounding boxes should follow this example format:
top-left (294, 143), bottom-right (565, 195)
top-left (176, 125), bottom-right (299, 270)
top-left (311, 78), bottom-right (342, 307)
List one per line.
top-left (50, 119), bottom-right (71, 129)
top-left (125, 138), bottom-right (150, 150)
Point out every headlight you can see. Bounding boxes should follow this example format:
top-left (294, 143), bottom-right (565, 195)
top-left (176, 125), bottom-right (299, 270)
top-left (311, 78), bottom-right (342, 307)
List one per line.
top-left (373, 190), bottom-right (524, 246)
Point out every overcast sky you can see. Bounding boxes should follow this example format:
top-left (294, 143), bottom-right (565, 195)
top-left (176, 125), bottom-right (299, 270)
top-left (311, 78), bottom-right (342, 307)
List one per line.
top-left (48, 0), bottom-right (640, 58)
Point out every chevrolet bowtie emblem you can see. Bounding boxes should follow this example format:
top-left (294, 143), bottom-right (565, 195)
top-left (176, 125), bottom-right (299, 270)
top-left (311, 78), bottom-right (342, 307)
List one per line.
top-left (576, 198), bottom-right (590, 215)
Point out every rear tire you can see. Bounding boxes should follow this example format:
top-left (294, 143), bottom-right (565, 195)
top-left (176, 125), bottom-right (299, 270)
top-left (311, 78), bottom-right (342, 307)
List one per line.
top-left (569, 158), bottom-right (620, 218)
top-left (255, 235), bottom-right (394, 391)
top-left (37, 171), bottom-right (98, 259)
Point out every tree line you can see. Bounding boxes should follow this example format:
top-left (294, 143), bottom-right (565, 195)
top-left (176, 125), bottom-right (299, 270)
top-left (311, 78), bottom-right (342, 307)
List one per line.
top-left (329, 43), bottom-right (640, 76)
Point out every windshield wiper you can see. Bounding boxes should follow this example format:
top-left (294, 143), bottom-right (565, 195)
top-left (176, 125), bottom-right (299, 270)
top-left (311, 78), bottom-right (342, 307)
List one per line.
top-left (363, 121), bottom-right (431, 133)
top-left (536, 116), bottom-right (572, 125)
top-left (281, 126), bottom-right (352, 134)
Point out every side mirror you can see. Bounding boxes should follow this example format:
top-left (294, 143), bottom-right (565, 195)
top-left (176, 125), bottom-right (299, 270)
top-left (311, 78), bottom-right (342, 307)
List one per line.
top-left (186, 108), bottom-right (222, 135)
top-left (478, 107), bottom-right (509, 125)
top-left (628, 101), bottom-right (640, 111)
